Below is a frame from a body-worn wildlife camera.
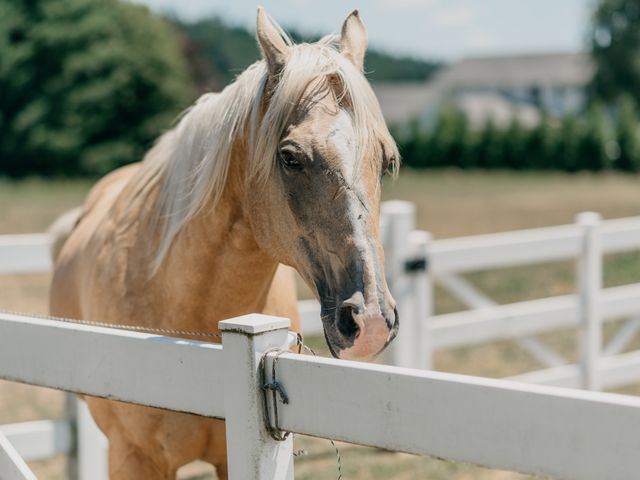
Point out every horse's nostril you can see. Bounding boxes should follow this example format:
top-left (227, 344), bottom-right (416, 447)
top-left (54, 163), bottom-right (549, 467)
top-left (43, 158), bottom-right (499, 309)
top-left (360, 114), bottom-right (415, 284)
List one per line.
top-left (337, 304), bottom-right (360, 340)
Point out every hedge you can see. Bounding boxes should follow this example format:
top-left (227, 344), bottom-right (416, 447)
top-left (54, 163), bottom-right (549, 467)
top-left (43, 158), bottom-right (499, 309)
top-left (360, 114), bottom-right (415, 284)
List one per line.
top-left (394, 97), bottom-right (640, 172)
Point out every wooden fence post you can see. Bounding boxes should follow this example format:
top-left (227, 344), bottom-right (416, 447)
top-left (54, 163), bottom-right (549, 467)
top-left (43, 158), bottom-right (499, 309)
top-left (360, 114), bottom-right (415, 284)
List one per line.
top-left (220, 314), bottom-right (294, 480)
top-left (408, 230), bottom-right (433, 370)
top-left (576, 212), bottom-right (603, 391)
top-left (381, 201), bottom-right (417, 368)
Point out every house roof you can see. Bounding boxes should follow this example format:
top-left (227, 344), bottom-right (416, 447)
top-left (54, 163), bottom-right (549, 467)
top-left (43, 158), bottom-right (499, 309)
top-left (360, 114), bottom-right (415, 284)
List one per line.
top-left (372, 82), bottom-right (440, 124)
top-left (433, 52), bottom-right (594, 90)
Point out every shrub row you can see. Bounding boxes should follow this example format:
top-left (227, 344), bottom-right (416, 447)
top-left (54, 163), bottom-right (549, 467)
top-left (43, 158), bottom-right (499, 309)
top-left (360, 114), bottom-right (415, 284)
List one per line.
top-left (394, 97), bottom-right (640, 172)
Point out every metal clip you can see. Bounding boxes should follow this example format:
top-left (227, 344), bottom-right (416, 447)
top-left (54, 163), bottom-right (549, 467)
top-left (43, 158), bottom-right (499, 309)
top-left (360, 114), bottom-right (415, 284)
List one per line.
top-left (262, 381), bottom-right (289, 404)
top-left (405, 257), bottom-right (428, 273)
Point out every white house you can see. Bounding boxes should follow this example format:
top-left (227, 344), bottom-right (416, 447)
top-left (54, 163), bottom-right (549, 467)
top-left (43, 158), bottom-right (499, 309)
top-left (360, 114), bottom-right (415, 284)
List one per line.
top-left (373, 52), bottom-right (594, 128)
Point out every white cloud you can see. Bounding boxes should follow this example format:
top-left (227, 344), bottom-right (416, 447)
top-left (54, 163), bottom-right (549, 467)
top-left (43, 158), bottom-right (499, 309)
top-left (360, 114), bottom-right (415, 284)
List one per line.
top-left (434, 6), bottom-right (473, 27)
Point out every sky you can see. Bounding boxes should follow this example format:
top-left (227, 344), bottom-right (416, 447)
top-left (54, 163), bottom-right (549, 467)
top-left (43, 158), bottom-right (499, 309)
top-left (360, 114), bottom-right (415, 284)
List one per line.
top-left (131, 0), bottom-right (594, 61)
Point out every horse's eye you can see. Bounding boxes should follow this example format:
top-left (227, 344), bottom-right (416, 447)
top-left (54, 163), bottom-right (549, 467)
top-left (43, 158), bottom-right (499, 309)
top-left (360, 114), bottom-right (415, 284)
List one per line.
top-left (279, 151), bottom-right (303, 171)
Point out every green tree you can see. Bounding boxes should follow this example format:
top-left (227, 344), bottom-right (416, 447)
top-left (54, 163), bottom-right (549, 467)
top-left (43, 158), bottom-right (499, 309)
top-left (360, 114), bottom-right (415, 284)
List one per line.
top-left (179, 17), bottom-right (260, 90)
top-left (0, 0), bottom-right (191, 177)
top-left (473, 118), bottom-right (502, 169)
top-left (590, 0), bottom-right (640, 104)
top-left (577, 103), bottom-right (614, 170)
top-left (178, 18), bottom-right (441, 92)
top-left (392, 119), bottom-right (429, 169)
top-left (426, 105), bottom-right (470, 168)
top-left (614, 95), bottom-right (640, 170)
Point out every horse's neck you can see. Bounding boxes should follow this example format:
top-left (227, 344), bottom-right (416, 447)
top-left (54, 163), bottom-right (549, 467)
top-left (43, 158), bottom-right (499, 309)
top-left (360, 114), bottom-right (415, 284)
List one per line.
top-left (127, 144), bottom-right (278, 331)
top-left (151, 193), bottom-right (279, 332)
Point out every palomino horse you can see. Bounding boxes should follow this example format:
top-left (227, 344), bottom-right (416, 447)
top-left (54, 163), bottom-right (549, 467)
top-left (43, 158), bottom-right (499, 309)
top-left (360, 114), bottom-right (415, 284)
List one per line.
top-left (49, 8), bottom-right (399, 479)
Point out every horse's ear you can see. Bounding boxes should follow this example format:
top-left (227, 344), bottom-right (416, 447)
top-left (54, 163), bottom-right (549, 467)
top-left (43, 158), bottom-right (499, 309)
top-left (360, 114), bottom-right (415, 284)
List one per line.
top-left (256, 6), bottom-right (290, 75)
top-left (340, 10), bottom-right (367, 72)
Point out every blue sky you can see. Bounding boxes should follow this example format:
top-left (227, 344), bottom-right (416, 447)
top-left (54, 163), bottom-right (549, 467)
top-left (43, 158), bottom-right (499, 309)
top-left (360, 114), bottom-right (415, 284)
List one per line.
top-left (131, 0), bottom-right (593, 61)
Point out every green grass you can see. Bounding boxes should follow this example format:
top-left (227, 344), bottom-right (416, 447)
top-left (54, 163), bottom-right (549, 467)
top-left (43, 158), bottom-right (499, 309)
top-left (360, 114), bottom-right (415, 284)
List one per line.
top-left (0, 177), bottom-right (92, 234)
top-left (3, 170), bottom-right (640, 479)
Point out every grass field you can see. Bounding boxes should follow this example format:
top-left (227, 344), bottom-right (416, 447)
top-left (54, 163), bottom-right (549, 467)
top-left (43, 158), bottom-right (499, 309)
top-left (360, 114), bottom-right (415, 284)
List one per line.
top-left (3, 170), bottom-right (640, 479)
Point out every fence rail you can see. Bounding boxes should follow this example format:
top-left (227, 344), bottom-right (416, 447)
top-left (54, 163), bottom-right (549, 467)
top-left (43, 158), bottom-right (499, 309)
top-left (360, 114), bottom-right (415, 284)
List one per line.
top-left (273, 353), bottom-right (640, 480)
top-left (0, 234), bottom-right (51, 275)
top-left (429, 215), bottom-right (640, 274)
top-left (0, 430), bottom-right (36, 480)
top-left (0, 420), bottom-right (72, 462)
top-left (0, 312), bottom-right (226, 418)
top-left (430, 282), bottom-right (640, 349)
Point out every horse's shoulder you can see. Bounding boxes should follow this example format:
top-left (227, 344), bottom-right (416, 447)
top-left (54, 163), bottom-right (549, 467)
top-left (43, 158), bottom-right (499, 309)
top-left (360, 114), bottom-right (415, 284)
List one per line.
top-left (52, 164), bottom-right (145, 308)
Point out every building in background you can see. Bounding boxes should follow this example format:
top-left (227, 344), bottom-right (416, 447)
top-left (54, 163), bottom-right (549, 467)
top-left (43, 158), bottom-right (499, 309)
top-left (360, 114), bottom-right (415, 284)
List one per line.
top-left (374, 52), bottom-right (594, 128)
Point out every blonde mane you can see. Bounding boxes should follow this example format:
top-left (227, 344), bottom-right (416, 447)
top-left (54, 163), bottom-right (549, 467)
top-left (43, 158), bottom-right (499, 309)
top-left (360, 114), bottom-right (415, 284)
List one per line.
top-left (142, 35), bottom-right (398, 272)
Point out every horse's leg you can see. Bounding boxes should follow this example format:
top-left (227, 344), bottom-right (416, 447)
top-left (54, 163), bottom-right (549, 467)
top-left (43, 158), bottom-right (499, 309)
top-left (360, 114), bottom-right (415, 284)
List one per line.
top-left (87, 398), bottom-right (208, 480)
top-left (213, 461), bottom-right (228, 480)
top-left (204, 419), bottom-right (228, 480)
top-left (84, 398), bottom-right (174, 479)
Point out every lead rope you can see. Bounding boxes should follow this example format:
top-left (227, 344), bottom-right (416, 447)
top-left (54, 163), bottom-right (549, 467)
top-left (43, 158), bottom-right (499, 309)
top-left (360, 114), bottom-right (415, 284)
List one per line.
top-left (0, 309), bottom-right (223, 340)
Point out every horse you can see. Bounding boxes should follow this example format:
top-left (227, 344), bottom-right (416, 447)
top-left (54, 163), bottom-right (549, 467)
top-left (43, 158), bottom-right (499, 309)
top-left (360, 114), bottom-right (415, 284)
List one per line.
top-left (49, 7), bottom-right (400, 479)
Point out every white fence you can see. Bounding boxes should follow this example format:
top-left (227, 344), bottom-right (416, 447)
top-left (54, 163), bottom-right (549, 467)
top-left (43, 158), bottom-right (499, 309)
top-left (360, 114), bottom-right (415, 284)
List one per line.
top-left (3, 312), bottom-right (640, 480)
top-left (4, 201), bottom-right (640, 478)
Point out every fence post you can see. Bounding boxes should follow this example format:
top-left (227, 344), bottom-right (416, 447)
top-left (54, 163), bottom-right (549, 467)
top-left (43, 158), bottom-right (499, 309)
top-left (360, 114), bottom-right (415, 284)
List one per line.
top-left (220, 314), bottom-right (294, 480)
top-left (408, 230), bottom-right (433, 370)
top-left (576, 212), bottom-right (602, 391)
top-left (381, 201), bottom-right (417, 368)
top-left (63, 393), bottom-right (78, 480)
top-left (77, 399), bottom-right (108, 480)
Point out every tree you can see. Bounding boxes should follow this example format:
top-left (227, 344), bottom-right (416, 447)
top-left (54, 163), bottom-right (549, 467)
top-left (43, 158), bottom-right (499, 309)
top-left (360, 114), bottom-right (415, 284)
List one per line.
top-left (473, 118), bottom-right (502, 169)
top-left (590, 0), bottom-right (640, 104)
top-left (425, 105), bottom-right (471, 168)
top-left (0, 0), bottom-right (192, 177)
top-left (614, 95), bottom-right (640, 170)
top-left (178, 18), bottom-right (442, 93)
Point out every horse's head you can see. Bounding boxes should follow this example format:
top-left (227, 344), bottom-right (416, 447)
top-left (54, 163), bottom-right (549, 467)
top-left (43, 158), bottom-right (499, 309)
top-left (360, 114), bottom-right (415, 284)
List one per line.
top-left (246, 8), bottom-right (399, 360)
